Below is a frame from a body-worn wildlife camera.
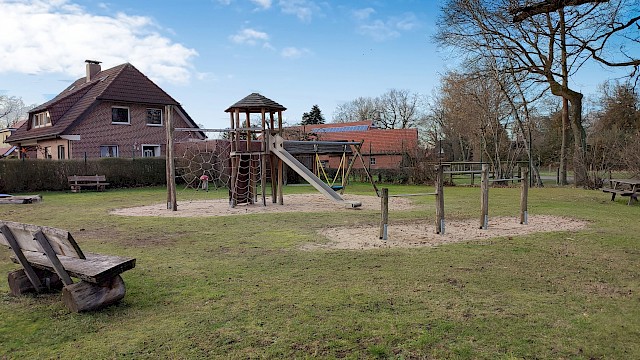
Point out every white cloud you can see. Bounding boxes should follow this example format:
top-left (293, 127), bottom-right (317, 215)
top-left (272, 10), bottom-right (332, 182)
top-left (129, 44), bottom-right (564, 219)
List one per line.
top-left (353, 7), bottom-right (374, 21)
top-left (280, 47), bottom-right (310, 59)
top-left (251, 0), bottom-right (271, 9)
top-left (229, 28), bottom-right (270, 46)
top-left (0, 0), bottom-right (197, 84)
top-left (356, 12), bottom-right (420, 41)
top-left (278, 0), bottom-right (319, 22)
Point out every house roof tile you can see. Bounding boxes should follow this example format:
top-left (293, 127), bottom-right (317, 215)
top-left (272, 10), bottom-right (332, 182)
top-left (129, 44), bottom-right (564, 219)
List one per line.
top-left (7, 63), bottom-right (189, 143)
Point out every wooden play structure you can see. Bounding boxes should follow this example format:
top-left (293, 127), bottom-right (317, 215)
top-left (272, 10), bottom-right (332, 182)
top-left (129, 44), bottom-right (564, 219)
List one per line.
top-left (167, 93), bottom-right (375, 211)
top-left (0, 220), bottom-right (136, 312)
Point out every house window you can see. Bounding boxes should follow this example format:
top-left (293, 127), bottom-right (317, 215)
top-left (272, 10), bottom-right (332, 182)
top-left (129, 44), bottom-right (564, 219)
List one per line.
top-left (100, 145), bottom-right (119, 157)
top-left (32, 112), bottom-right (51, 128)
top-left (111, 107), bottom-right (130, 124)
top-left (142, 145), bottom-right (161, 157)
top-left (146, 108), bottom-right (162, 126)
top-left (319, 160), bottom-right (329, 169)
top-left (370, 157), bottom-right (376, 166)
top-left (57, 145), bottom-right (65, 160)
top-left (43, 146), bottom-right (52, 159)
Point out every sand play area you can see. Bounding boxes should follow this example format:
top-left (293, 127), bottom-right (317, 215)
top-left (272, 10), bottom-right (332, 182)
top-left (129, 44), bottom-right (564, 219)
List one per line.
top-left (111, 194), bottom-right (588, 250)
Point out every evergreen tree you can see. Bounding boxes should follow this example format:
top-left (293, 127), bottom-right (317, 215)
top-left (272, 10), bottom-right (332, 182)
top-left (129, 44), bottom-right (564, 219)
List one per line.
top-left (301, 104), bottom-right (325, 125)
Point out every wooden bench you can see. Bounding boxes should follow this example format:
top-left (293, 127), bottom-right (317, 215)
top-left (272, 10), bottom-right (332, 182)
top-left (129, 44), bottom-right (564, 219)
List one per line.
top-left (0, 220), bottom-right (135, 312)
top-left (68, 175), bottom-right (109, 193)
top-left (601, 187), bottom-right (635, 201)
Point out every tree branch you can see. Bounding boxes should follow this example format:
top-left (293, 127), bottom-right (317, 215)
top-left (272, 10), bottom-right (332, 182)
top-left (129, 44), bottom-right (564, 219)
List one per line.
top-left (511, 0), bottom-right (609, 22)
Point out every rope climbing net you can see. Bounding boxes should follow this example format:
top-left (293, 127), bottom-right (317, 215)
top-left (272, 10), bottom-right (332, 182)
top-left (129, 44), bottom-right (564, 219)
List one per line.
top-left (175, 140), bottom-right (232, 190)
top-left (231, 153), bottom-right (266, 206)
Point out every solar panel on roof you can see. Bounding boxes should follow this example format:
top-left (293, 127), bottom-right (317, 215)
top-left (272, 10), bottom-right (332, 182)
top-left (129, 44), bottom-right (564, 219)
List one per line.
top-left (311, 125), bottom-right (369, 133)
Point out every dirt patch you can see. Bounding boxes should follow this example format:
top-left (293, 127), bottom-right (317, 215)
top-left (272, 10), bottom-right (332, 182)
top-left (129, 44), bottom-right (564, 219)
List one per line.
top-left (310, 215), bottom-right (588, 250)
top-left (109, 194), bottom-right (415, 217)
top-left (110, 194), bottom-right (588, 251)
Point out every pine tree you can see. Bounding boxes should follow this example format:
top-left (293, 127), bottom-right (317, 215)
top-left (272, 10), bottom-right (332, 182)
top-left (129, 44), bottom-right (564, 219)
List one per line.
top-left (301, 104), bottom-right (325, 125)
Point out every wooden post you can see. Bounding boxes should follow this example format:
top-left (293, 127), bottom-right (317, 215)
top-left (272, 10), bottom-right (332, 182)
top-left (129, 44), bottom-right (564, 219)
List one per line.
top-left (165, 105), bottom-right (177, 211)
top-left (435, 165), bottom-right (445, 234)
top-left (261, 108), bottom-right (267, 206)
top-left (277, 157), bottom-right (284, 205)
top-left (520, 167), bottom-right (529, 225)
top-left (480, 164), bottom-right (489, 229)
top-left (379, 188), bottom-right (389, 240)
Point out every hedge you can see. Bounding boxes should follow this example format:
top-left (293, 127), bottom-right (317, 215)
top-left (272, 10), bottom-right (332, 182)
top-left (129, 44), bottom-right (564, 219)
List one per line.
top-left (0, 158), bottom-right (167, 193)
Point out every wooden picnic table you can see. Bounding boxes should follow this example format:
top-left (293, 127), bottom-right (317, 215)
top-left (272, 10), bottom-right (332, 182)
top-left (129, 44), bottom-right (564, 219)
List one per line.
top-left (601, 178), bottom-right (640, 205)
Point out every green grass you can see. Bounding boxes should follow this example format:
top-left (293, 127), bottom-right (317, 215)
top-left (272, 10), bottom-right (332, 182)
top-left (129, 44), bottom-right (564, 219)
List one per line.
top-left (1, 184), bottom-right (639, 359)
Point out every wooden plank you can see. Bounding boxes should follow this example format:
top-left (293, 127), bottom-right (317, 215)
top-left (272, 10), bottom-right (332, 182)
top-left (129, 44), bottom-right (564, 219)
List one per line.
top-left (34, 231), bottom-right (74, 286)
top-left (1, 225), bottom-right (44, 291)
top-left (11, 252), bottom-right (136, 284)
top-left (0, 220), bottom-right (85, 259)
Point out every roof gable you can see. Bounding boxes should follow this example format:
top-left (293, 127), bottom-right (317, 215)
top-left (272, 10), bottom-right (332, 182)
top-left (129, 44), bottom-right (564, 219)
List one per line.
top-left (7, 63), bottom-right (187, 143)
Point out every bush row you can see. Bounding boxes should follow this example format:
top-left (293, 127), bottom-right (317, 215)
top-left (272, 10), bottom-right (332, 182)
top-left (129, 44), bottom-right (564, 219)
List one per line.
top-left (0, 158), bottom-right (166, 193)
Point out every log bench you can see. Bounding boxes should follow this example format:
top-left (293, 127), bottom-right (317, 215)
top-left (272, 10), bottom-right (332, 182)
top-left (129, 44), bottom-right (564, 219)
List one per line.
top-left (0, 220), bottom-right (135, 312)
top-left (68, 175), bottom-right (109, 193)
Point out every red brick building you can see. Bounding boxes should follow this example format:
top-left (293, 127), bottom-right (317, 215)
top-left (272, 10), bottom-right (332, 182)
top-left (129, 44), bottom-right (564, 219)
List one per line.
top-left (7, 60), bottom-right (204, 159)
top-left (284, 121), bottom-right (419, 171)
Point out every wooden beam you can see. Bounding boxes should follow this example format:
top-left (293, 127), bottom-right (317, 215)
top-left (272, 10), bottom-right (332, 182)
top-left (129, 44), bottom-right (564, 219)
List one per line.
top-left (33, 231), bottom-right (74, 286)
top-left (165, 104), bottom-right (177, 211)
top-left (1, 225), bottom-right (43, 292)
top-left (480, 164), bottom-right (489, 230)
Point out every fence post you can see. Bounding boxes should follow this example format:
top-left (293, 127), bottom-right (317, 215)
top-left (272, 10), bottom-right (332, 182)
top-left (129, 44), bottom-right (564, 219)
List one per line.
top-left (379, 188), bottom-right (388, 240)
top-left (480, 164), bottom-right (489, 229)
top-left (520, 167), bottom-right (529, 225)
top-left (435, 165), bottom-right (445, 234)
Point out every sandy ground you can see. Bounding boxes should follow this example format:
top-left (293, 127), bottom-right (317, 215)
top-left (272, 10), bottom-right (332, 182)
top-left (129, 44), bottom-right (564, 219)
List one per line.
top-left (109, 193), bottom-right (415, 217)
top-left (111, 194), bottom-right (588, 250)
top-left (313, 215), bottom-right (588, 250)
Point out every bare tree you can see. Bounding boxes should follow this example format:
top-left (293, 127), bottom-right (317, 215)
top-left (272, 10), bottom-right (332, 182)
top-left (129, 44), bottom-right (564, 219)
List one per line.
top-left (332, 97), bottom-right (380, 123)
top-left (437, 0), bottom-right (640, 187)
top-left (0, 95), bottom-right (32, 128)
top-left (378, 89), bottom-right (425, 129)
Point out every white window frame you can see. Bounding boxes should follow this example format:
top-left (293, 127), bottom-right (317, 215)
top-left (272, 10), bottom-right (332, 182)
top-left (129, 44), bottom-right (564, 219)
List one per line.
top-left (32, 111), bottom-right (51, 128)
top-left (141, 144), bottom-right (161, 157)
top-left (43, 146), bottom-right (52, 159)
top-left (100, 145), bottom-right (119, 158)
top-left (57, 145), bottom-right (65, 160)
top-left (111, 106), bottom-right (130, 125)
top-left (146, 108), bottom-right (163, 126)
top-left (369, 157), bottom-right (376, 166)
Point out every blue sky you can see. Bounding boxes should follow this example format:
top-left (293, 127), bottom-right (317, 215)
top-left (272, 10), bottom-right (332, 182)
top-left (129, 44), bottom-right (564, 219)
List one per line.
top-left (0, 0), bottom-right (631, 129)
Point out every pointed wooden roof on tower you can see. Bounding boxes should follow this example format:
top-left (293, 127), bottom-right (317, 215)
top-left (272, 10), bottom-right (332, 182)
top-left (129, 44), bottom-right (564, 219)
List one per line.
top-left (225, 93), bottom-right (287, 113)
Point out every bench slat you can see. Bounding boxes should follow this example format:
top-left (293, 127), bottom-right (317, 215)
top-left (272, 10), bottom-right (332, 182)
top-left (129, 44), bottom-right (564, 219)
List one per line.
top-left (601, 188), bottom-right (633, 195)
top-left (0, 220), bottom-right (85, 259)
top-left (11, 252), bottom-right (136, 284)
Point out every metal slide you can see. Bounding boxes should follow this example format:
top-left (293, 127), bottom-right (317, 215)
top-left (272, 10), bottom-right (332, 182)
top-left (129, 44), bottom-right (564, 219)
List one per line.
top-left (270, 135), bottom-right (361, 208)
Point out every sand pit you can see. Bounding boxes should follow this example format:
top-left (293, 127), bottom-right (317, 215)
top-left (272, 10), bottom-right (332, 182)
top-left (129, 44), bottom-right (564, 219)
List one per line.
top-left (111, 194), bottom-right (588, 250)
top-left (110, 193), bottom-right (415, 217)
top-left (313, 215), bottom-right (588, 250)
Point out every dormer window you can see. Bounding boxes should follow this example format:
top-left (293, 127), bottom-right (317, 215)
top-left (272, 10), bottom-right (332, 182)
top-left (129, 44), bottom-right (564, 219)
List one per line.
top-left (32, 111), bottom-right (51, 128)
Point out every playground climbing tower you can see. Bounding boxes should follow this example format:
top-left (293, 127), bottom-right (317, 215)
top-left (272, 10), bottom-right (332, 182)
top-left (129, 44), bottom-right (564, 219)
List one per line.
top-left (224, 93), bottom-right (286, 207)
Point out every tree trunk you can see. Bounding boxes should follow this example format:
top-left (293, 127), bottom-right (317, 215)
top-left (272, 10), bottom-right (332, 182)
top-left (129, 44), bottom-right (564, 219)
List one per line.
top-left (7, 269), bottom-right (63, 296)
top-left (559, 98), bottom-right (569, 185)
top-left (62, 275), bottom-right (126, 312)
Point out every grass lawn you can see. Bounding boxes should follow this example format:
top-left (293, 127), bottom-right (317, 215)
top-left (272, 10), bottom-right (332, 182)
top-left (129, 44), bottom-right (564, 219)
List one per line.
top-left (1, 183), bottom-right (639, 359)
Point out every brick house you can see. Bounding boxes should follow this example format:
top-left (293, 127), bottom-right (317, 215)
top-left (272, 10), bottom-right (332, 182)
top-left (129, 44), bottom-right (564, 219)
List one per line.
top-left (284, 121), bottom-right (419, 171)
top-left (0, 120), bottom-right (25, 158)
top-left (6, 60), bottom-right (204, 159)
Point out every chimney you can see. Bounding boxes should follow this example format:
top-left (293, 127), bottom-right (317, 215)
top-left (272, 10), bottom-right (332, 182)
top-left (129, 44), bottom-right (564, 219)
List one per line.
top-left (85, 60), bottom-right (102, 83)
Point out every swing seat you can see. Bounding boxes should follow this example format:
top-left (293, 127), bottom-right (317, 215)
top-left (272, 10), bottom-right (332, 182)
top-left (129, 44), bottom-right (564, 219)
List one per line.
top-left (330, 185), bottom-right (344, 191)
